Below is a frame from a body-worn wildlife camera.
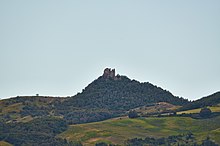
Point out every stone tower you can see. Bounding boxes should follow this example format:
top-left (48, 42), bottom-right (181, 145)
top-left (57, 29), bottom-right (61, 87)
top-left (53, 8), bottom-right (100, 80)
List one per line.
top-left (103, 68), bottom-right (114, 78)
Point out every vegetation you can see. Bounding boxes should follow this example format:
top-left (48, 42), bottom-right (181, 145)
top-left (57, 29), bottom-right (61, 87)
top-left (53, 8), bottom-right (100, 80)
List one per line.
top-left (125, 133), bottom-right (219, 146)
top-left (175, 106), bottom-right (220, 120)
top-left (1, 72), bottom-right (220, 146)
top-left (177, 105), bottom-right (220, 114)
top-left (200, 107), bottom-right (212, 118)
top-left (0, 141), bottom-right (12, 146)
top-left (59, 116), bottom-right (220, 145)
top-left (0, 117), bottom-right (71, 146)
top-left (57, 76), bottom-right (188, 124)
top-left (0, 75), bottom-right (189, 125)
top-left (133, 102), bottom-right (180, 116)
top-left (95, 142), bottom-right (108, 146)
top-left (179, 92), bottom-right (220, 111)
top-left (128, 110), bottom-right (139, 118)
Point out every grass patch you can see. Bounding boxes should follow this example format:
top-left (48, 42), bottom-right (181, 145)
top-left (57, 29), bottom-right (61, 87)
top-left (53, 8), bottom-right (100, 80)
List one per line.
top-left (59, 116), bottom-right (220, 145)
top-left (177, 106), bottom-right (220, 114)
top-left (0, 141), bottom-right (13, 146)
top-left (0, 103), bottom-right (23, 115)
top-left (16, 115), bottom-right (33, 123)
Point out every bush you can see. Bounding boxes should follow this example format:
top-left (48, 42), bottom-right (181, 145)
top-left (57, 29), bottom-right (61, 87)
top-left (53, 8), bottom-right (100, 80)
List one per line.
top-left (201, 137), bottom-right (218, 146)
top-left (95, 142), bottom-right (108, 146)
top-left (128, 110), bottom-right (138, 118)
top-left (199, 107), bottom-right (212, 118)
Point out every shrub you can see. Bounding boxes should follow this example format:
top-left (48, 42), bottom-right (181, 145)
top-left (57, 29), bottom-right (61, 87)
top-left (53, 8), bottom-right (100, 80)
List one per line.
top-left (95, 142), bottom-right (108, 146)
top-left (128, 110), bottom-right (138, 118)
top-left (199, 107), bottom-right (212, 118)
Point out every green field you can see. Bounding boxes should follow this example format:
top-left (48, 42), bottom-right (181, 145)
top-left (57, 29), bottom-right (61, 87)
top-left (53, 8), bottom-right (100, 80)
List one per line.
top-left (59, 116), bottom-right (220, 146)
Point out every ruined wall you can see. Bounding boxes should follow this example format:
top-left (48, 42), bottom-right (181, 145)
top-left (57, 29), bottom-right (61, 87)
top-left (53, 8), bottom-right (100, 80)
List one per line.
top-left (102, 68), bottom-right (120, 80)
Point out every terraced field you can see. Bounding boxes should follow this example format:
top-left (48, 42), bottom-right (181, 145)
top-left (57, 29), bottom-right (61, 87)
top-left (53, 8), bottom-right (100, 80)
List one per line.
top-left (59, 116), bottom-right (220, 145)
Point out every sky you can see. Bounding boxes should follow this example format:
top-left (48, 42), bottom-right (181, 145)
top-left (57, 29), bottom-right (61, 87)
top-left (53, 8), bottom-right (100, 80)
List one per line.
top-left (0, 0), bottom-right (220, 100)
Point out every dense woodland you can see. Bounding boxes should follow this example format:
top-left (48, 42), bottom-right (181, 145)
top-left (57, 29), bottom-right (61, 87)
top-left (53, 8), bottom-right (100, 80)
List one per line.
top-left (0, 117), bottom-right (73, 146)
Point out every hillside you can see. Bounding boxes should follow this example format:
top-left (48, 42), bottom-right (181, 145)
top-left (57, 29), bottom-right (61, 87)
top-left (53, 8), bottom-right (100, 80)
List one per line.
top-left (177, 103), bottom-right (220, 115)
top-left (56, 68), bottom-right (188, 124)
top-left (0, 96), bottom-right (65, 123)
top-left (179, 92), bottom-right (220, 111)
top-left (58, 116), bottom-right (220, 145)
top-left (0, 68), bottom-right (188, 125)
top-left (132, 102), bottom-right (180, 116)
top-left (2, 68), bottom-right (220, 146)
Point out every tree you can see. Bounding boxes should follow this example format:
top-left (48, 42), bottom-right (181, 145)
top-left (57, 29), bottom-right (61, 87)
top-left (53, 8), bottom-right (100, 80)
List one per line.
top-left (70, 141), bottom-right (83, 146)
top-left (95, 142), bottom-right (108, 146)
top-left (201, 137), bottom-right (218, 146)
top-left (128, 110), bottom-right (138, 118)
top-left (199, 107), bottom-right (212, 118)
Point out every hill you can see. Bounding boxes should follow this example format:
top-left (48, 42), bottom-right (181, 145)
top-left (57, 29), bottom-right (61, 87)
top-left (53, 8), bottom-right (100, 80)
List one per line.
top-left (0, 96), bottom-right (65, 123)
top-left (4, 68), bottom-right (220, 145)
top-left (179, 92), bottom-right (220, 111)
top-left (58, 116), bottom-right (220, 145)
top-left (0, 68), bottom-right (188, 125)
top-left (56, 68), bottom-right (188, 124)
top-left (132, 102), bottom-right (180, 116)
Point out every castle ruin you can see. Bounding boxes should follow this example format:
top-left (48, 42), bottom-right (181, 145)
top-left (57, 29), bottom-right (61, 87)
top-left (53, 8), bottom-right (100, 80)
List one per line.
top-left (102, 68), bottom-right (120, 80)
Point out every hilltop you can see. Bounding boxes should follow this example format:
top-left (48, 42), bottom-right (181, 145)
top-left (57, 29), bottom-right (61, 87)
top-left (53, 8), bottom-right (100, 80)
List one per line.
top-left (0, 68), bottom-right (220, 146)
top-left (0, 68), bottom-right (188, 124)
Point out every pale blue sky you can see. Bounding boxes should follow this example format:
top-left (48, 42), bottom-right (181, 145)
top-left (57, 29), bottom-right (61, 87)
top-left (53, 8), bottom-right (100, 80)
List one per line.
top-left (0, 0), bottom-right (220, 100)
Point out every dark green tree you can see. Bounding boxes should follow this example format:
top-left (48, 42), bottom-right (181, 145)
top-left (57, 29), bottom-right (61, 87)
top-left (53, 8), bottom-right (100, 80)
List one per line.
top-left (201, 137), bottom-right (218, 146)
top-left (199, 107), bottom-right (212, 118)
top-left (128, 110), bottom-right (138, 118)
top-left (95, 142), bottom-right (108, 146)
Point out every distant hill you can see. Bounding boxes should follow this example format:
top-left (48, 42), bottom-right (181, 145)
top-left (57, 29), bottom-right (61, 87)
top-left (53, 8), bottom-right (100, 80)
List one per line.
top-left (179, 91), bottom-right (220, 111)
top-left (55, 68), bottom-right (188, 124)
top-left (58, 116), bottom-right (220, 145)
top-left (1, 68), bottom-right (220, 146)
top-left (0, 68), bottom-right (188, 125)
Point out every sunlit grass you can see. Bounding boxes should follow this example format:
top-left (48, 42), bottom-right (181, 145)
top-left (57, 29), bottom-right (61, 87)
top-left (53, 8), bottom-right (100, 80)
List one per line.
top-left (0, 141), bottom-right (13, 146)
top-left (177, 106), bottom-right (220, 114)
top-left (59, 116), bottom-right (220, 145)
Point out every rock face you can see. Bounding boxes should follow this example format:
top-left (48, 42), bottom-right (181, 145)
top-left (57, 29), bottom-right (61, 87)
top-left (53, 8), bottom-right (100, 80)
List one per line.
top-left (102, 68), bottom-right (120, 80)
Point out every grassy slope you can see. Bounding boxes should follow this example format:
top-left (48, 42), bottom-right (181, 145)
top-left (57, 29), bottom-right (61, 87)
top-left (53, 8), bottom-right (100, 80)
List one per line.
top-left (134, 102), bottom-right (180, 115)
top-left (0, 141), bottom-right (13, 146)
top-left (59, 116), bottom-right (220, 146)
top-left (177, 106), bottom-right (220, 114)
top-left (0, 96), bottom-right (64, 123)
top-left (0, 101), bottom-right (33, 123)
